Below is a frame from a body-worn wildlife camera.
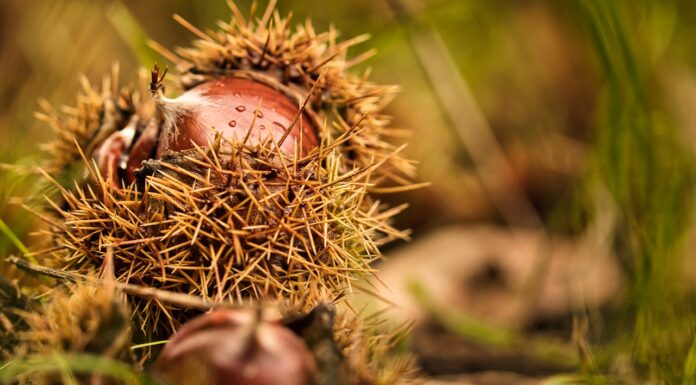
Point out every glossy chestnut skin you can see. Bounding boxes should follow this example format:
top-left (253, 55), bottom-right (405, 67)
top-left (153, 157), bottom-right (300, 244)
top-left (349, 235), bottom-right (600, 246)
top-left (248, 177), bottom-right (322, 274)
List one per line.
top-left (155, 309), bottom-right (317, 385)
top-left (157, 77), bottom-right (318, 158)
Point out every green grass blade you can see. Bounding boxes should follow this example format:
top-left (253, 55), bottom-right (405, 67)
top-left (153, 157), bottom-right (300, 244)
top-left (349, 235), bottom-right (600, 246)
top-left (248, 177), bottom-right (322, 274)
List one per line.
top-left (0, 216), bottom-right (35, 264)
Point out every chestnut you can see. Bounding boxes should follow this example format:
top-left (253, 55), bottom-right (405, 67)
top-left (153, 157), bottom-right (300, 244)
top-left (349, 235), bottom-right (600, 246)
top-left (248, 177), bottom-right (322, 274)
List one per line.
top-left (155, 309), bottom-right (317, 385)
top-left (156, 77), bottom-right (319, 158)
top-left (93, 75), bottom-right (319, 190)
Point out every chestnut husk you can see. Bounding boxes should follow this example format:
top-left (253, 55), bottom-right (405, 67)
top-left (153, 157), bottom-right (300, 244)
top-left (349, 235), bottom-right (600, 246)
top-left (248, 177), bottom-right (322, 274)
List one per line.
top-left (37, 3), bottom-right (414, 366)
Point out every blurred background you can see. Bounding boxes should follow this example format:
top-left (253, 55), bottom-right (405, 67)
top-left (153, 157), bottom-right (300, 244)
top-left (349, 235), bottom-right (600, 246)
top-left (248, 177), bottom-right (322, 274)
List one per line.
top-left (1, 0), bottom-right (696, 384)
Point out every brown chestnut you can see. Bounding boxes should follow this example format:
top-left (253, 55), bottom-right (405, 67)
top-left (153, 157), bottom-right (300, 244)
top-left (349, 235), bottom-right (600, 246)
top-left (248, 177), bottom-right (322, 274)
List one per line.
top-left (155, 309), bottom-right (317, 385)
top-left (156, 77), bottom-right (318, 158)
top-left (93, 77), bottom-right (319, 189)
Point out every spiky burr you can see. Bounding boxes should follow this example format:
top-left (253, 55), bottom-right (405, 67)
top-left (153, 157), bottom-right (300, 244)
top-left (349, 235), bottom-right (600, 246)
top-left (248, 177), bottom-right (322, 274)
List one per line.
top-left (36, 1), bottom-right (413, 339)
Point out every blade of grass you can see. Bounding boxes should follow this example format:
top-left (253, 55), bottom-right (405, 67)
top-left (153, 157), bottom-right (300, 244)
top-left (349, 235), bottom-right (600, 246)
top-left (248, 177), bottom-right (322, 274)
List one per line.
top-left (682, 335), bottom-right (696, 385)
top-left (409, 279), bottom-right (517, 347)
top-left (408, 279), bottom-right (579, 367)
top-left (0, 216), bottom-right (35, 264)
top-left (0, 353), bottom-right (159, 385)
top-left (130, 340), bottom-right (169, 351)
top-left (106, 0), bottom-right (160, 67)
top-left (574, 0), bottom-right (696, 382)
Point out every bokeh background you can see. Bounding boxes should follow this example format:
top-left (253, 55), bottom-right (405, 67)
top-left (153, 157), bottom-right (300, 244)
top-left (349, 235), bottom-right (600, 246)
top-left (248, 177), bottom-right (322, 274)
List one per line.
top-left (2, 0), bottom-right (696, 383)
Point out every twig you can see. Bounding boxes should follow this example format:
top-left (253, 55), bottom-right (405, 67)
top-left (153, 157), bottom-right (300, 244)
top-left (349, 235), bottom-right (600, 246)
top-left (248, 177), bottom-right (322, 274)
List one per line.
top-left (7, 256), bottom-right (217, 311)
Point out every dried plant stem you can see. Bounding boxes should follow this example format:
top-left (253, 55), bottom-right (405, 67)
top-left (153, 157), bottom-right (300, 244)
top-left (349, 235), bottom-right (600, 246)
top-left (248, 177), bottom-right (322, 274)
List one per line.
top-left (7, 256), bottom-right (216, 310)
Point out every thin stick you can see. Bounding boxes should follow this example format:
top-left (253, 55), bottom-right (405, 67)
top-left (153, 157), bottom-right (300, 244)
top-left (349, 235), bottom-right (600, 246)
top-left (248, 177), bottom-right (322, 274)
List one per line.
top-left (7, 256), bottom-right (218, 310)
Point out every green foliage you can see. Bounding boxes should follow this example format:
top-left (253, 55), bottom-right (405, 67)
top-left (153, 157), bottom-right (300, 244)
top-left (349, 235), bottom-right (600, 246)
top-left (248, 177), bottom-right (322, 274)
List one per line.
top-left (409, 280), bottom-right (579, 368)
top-left (574, 0), bottom-right (696, 382)
top-left (0, 353), bottom-right (160, 385)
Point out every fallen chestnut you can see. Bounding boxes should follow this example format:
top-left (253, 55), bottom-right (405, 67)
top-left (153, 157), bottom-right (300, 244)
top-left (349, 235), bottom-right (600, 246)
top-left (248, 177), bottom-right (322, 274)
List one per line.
top-left (155, 77), bottom-right (319, 158)
top-left (155, 309), bottom-right (317, 385)
top-left (92, 70), bottom-right (319, 189)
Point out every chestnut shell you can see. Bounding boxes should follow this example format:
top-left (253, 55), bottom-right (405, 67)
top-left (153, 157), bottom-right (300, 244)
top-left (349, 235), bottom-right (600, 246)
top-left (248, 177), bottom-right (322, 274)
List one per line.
top-left (155, 309), bottom-right (317, 385)
top-left (157, 77), bottom-right (319, 158)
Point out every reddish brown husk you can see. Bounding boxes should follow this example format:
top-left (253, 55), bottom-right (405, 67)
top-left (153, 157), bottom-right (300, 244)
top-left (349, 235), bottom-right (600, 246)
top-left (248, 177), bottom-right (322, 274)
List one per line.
top-left (156, 309), bottom-right (316, 385)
